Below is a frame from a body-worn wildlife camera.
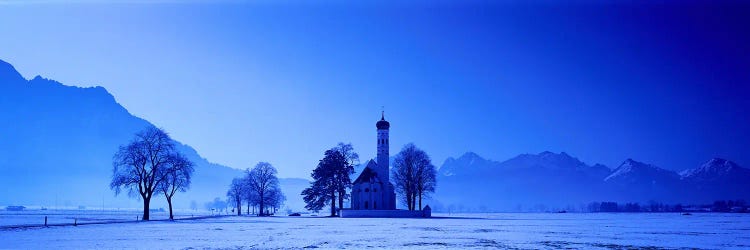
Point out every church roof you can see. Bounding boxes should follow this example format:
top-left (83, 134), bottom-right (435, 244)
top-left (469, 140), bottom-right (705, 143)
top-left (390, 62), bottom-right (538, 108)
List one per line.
top-left (353, 160), bottom-right (380, 184)
top-left (376, 111), bottom-right (390, 130)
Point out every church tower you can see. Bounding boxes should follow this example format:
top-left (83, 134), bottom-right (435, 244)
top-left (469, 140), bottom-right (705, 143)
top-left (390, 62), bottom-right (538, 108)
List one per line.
top-left (349, 111), bottom-right (396, 211)
top-left (376, 111), bottom-right (390, 181)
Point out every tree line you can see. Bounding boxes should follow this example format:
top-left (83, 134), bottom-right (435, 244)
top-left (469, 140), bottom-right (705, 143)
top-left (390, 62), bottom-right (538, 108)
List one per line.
top-left (226, 162), bottom-right (285, 216)
top-left (587, 200), bottom-right (749, 213)
top-left (111, 128), bottom-right (437, 218)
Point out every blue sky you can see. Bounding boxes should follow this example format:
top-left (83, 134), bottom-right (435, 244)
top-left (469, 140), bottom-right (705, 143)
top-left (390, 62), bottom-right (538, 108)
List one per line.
top-left (1, 1), bottom-right (748, 178)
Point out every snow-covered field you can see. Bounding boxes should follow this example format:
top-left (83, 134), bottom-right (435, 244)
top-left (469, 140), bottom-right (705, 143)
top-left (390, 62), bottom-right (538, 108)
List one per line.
top-left (0, 209), bottom-right (216, 227)
top-left (1, 212), bottom-right (748, 249)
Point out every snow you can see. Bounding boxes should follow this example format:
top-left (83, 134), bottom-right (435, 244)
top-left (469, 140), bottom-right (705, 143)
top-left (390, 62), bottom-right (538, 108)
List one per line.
top-left (680, 158), bottom-right (738, 179)
top-left (0, 209), bottom-right (214, 227)
top-left (1, 212), bottom-right (748, 249)
top-left (604, 159), bottom-right (667, 181)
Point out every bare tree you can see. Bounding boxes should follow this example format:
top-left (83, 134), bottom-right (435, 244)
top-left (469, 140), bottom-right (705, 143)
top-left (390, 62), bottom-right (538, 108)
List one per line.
top-left (393, 153), bottom-right (415, 210)
top-left (246, 162), bottom-right (280, 216)
top-left (416, 161), bottom-right (436, 211)
top-left (111, 126), bottom-right (176, 221)
top-left (227, 177), bottom-right (245, 216)
top-left (266, 186), bottom-right (286, 215)
top-left (243, 183), bottom-right (259, 215)
top-left (392, 143), bottom-right (436, 211)
top-left (159, 153), bottom-right (194, 220)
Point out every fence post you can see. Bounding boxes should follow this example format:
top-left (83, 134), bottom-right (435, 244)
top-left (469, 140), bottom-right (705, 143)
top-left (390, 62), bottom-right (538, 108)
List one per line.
top-left (44, 216), bottom-right (47, 226)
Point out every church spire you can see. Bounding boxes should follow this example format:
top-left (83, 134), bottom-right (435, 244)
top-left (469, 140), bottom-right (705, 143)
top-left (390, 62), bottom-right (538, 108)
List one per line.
top-left (381, 106), bottom-right (385, 120)
top-left (376, 109), bottom-right (390, 130)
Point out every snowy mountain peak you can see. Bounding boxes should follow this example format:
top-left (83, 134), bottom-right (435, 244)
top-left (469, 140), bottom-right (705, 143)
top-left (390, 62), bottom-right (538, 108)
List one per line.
top-left (604, 158), bottom-right (676, 182)
top-left (680, 158), bottom-right (744, 180)
top-left (459, 152), bottom-right (484, 164)
top-left (505, 151), bottom-right (586, 170)
top-left (623, 158), bottom-right (637, 164)
top-left (439, 152), bottom-right (490, 177)
top-left (605, 159), bottom-right (638, 180)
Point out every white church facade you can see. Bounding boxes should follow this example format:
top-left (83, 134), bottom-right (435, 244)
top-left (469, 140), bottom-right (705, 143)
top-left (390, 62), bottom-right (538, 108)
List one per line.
top-left (350, 112), bottom-right (397, 210)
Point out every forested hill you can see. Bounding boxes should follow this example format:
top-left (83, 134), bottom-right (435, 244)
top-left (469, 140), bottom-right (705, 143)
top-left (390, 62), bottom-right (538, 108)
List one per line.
top-left (0, 59), bottom-right (306, 211)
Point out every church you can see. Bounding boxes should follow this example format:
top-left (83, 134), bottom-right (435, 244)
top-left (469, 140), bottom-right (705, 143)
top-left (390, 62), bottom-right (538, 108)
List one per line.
top-left (350, 112), bottom-right (397, 210)
top-left (340, 112), bottom-right (431, 217)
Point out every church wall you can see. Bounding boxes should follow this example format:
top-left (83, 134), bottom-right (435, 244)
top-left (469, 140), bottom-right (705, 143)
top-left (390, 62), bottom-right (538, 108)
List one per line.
top-left (352, 182), bottom-right (384, 210)
top-left (339, 209), bottom-right (431, 218)
top-left (351, 181), bottom-right (396, 210)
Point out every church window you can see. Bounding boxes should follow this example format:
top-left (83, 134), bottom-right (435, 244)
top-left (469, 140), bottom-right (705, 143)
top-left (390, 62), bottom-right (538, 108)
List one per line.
top-left (374, 201), bottom-right (377, 209)
top-left (364, 201), bottom-right (369, 209)
top-left (373, 188), bottom-right (377, 192)
top-left (365, 188), bottom-right (369, 192)
top-left (386, 139), bottom-right (388, 144)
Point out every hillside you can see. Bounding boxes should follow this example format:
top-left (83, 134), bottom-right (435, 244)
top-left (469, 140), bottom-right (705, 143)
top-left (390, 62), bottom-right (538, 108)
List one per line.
top-left (0, 59), bottom-right (305, 211)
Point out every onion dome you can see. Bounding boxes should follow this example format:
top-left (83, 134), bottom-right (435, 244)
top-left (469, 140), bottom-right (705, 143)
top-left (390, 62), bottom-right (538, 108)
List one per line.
top-left (376, 111), bottom-right (390, 130)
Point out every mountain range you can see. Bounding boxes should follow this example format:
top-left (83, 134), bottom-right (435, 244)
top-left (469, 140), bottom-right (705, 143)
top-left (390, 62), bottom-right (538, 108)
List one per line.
top-left (2, 59), bottom-right (747, 213)
top-left (0, 59), bottom-right (307, 211)
top-left (433, 151), bottom-right (750, 211)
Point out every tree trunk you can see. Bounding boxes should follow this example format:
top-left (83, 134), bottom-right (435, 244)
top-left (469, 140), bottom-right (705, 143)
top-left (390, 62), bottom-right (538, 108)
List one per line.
top-left (411, 193), bottom-right (416, 211)
top-left (409, 194), bottom-right (414, 211)
top-left (406, 192), bottom-right (412, 211)
top-left (167, 196), bottom-right (174, 220)
top-left (237, 198), bottom-right (242, 216)
top-left (331, 190), bottom-right (336, 216)
top-left (338, 191), bottom-right (344, 212)
top-left (412, 188), bottom-right (416, 211)
top-left (418, 192), bottom-right (422, 211)
top-left (408, 196), bottom-right (411, 211)
top-left (259, 191), bottom-right (265, 216)
top-left (142, 196), bottom-right (151, 221)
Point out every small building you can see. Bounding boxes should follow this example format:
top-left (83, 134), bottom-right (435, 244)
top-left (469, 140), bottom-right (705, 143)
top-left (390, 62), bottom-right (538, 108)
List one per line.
top-left (6, 206), bottom-right (25, 211)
